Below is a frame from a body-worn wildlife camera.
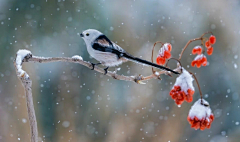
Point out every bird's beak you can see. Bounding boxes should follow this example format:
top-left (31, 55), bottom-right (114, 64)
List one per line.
top-left (80, 33), bottom-right (84, 37)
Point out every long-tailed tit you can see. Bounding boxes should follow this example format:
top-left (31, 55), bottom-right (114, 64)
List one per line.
top-left (80, 29), bottom-right (179, 74)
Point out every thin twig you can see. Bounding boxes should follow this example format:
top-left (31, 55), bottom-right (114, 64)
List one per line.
top-left (165, 58), bottom-right (182, 68)
top-left (178, 31), bottom-right (213, 60)
top-left (151, 41), bottom-right (164, 74)
top-left (178, 37), bottom-right (202, 60)
top-left (189, 71), bottom-right (203, 101)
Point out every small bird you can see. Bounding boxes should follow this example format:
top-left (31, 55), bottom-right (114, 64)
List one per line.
top-left (80, 29), bottom-right (179, 75)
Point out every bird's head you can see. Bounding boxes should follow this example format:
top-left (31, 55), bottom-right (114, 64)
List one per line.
top-left (80, 29), bottom-right (102, 45)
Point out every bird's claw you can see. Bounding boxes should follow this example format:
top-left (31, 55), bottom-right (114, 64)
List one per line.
top-left (104, 67), bottom-right (109, 75)
top-left (91, 63), bottom-right (101, 70)
top-left (91, 63), bottom-right (95, 70)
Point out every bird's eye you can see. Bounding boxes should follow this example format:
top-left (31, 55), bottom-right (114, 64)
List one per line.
top-left (86, 33), bottom-right (89, 36)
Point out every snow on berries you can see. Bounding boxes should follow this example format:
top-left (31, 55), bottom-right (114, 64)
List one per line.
top-left (156, 43), bottom-right (172, 65)
top-left (191, 54), bottom-right (207, 68)
top-left (169, 68), bottom-right (195, 105)
top-left (187, 99), bottom-right (214, 130)
top-left (191, 35), bottom-right (216, 67)
top-left (192, 46), bottom-right (202, 55)
top-left (152, 32), bottom-right (215, 130)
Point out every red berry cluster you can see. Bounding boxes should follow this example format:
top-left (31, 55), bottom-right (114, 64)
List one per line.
top-left (187, 99), bottom-right (215, 130)
top-left (192, 46), bottom-right (202, 55)
top-left (156, 43), bottom-right (172, 65)
top-left (153, 32), bottom-right (216, 131)
top-left (187, 114), bottom-right (214, 130)
top-left (205, 35), bottom-right (216, 55)
top-left (169, 68), bottom-right (195, 105)
top-left (191, 35), bottom-right (216, 68)
top-left (191, 54), bottom-right (207, 68)
top-left (170, 85), bottom-right (195, 105)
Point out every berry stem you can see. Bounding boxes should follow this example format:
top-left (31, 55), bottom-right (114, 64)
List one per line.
top-left (179, 37), bottom-right (202, 60)
top-left (165, 57), bottom-right (182, 68)
top-left (151, 41), bottom-right (164, 74)
top-left (165, 58), bottom-right (183, 73)
top-left (179, 31), bottom-right (213, 61)
top-left (200, 31), bottom-right (213, 38)
top-left (189, 71), bottom-right (203, 102)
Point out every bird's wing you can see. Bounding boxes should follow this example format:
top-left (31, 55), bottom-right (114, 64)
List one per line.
top-left (94, 35), bottom-right (113, 47)
top-left (92, 34), bottom-right (126, 55)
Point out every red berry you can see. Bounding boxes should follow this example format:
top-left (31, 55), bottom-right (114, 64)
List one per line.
top-left (202, 56), bottom-right (207, 66)
top-left (196, 60), bottom-right (202, 68)
top-left (192, 46), bottom-right (202, 55)
top-left (191, 60), bottom-right (196, 67)
top-left (209, 35), bottom-right (216, 45)
top-left (164, 50), bottom-right (171, 59)
top-left (207, 47), bottom-right (213, 55)
top-left (205, 40), bottom-right (211, 48)
top-left (156, 56), bottom-right (166, 65)
top-left (167, 43), bottom-right (172, 51)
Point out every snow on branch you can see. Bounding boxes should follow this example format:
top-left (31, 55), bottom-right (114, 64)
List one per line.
top-left (14, 50), bottom-right (38, 142)
top-left (16, 50), bottom-right (181, 84)
top-left (13, 49), bottom-right (180, 142)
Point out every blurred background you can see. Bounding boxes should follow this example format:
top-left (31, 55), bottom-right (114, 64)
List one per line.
top-left (0, 0), bottom-right (239, 142)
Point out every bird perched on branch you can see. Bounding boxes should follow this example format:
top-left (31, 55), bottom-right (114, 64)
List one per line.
top-left (80, 29), bottom-right (179, 75)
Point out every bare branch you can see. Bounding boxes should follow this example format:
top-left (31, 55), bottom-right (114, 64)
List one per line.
top-left (25, 55), bottom-right (180, 83)
top-left (13, 50), bottom-right (181, 142)
top-left (14, 50), bottom-right (38, 142)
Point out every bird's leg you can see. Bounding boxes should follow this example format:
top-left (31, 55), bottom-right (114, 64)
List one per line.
top-left (104, 66), bottom-right (109, 75)
top-left (91, 62), bottom-right (101, 70)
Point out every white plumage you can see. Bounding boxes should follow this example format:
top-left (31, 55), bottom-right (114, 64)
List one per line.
top-left (80, 29), bottom-right (179, 74)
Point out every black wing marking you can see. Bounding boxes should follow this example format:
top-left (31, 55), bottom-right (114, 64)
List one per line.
top-left (92, 42), bottom-right (124, 58)
top-left (91, 35), bottom-right (179, 74)
top-left (94, 35), bottom-right (113, 47)
top-left (92, 34), bottom-right (126, 58)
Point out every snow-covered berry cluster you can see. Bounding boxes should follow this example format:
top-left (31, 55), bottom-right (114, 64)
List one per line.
top-left (187, 99), bottom-right (214, 130)
top-left (152, 32), bottom-right (216, 130)
top-left (191, 54), bottom-right (207, 68)
top-left (191, 35), bottom-right (216, 68)
top-left (192, 46), bottom-right (202, 55)
top-left (156, 43), bottom-right (172, 65)
top-left (169, 68), bottom-right (195, 105)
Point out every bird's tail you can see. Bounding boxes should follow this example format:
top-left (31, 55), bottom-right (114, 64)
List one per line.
top-left (122, 53), bottom-right (179, 74)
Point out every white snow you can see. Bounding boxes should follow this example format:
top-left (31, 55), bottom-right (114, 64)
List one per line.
top-left (155, 71), bottom-right (160, 76)
top-left (72, 55), bottom-right (83, 60)
top-left (188, 99), bottom-right (212, 121)
top-left (174, 67), bottom-right (194, 93)
top-left (193, 45), bottom-right (202, 49)
top-left (158, 43), bottom-right (171, 56)
top-left (16, 49), bottom-right (32, 77)
top-left (193, 54), bottom-right (205, 61)
top-left (16, 49), bottom-right (32, 65)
